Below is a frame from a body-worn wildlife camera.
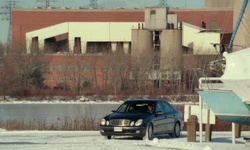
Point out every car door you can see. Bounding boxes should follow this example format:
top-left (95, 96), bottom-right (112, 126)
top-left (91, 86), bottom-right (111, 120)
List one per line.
top-left (152, 102), bottom-right (168, 134)
top-left (161, 101), bottom-right (176, 133)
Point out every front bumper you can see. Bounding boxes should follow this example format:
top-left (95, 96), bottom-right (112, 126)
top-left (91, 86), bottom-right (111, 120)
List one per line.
top-left (100, 126), bottom-right (146, 137)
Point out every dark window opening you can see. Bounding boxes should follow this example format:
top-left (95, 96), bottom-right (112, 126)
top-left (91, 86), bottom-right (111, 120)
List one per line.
top-left (116, 42), bottom-right (124, 53)
top-left (44, 37), bottom-right (68, 53)
top-left (153, 31), bottom-right (160, 46)
top-left (44, 37), bottom-right (56, 53)
top-left (44, 35), bottom-right (68, 53)
top-left (128, 42), bottom-right (132, 54)
top-left (57, 39), bottom-right (68, 52)
top-left (86, 42), bottom-right (112, 54)
top-left (31, 36), bottom-right (39, 52)
top-left (150, 10), bottom-right (156, 15)
top-left (74, 37), bottom-right (81, 54)
top-left (153, 31), bottom-right (160, 70)
top-left (202, 21), bottom-right (206, 29)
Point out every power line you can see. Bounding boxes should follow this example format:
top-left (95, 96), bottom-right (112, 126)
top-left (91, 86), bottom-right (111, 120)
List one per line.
top-left (89, 0), bottom-right (98, 9)
top-left (0, 1), bottom-right (18, 44)
top-left (159, 0), bottom-right (167, 7)
top-left (37, 0), bottom-right (59, 8)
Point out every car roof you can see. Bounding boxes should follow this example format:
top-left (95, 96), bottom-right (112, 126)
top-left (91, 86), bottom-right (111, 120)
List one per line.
top-left (124, 99), bottom-right (167, 103)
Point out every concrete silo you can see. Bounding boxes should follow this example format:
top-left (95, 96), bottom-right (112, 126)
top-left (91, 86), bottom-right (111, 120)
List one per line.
top-left (233, 0), bottom-right (250, 51)
top-left (130, 7), bottom-right (182, 82)
top-left (160, 30), bottom-right (182, 71)
top-left (131, 29), bottom-right (153, 59)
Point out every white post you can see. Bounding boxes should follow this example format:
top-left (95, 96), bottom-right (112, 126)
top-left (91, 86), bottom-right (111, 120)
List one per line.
top-left (199, 96), bottom-right (203, 143)
top-left (111, 42), bottom-right (117, 52)
top-left (199, 78), bottom-right (203, 143)
top-left (232, 123), bottom-right (235, 144)
top-left (81, 41), bottom-right (87, 54)
top-left (68, 38), bottom-right (74, 53)
top-left (26, 40), bottom-right (31, 53)
top-left (123, 42), bottom-right (129, 54)
top-left (39, 38), bottom-right (44, 51)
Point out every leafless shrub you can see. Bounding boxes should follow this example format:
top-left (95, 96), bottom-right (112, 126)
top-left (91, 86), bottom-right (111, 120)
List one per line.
top-left (1, 116), bottom-right (98, 131)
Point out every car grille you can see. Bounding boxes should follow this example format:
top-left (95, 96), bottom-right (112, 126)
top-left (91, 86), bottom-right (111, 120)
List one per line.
top-left (110, 119), bottom-right (130, 126)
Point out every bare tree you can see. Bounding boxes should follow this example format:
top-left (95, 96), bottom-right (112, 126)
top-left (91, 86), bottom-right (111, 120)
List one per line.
top-left (183, 46), bottom-right (220, 93)
top-left (0, 56), bottom-right (19, 98)
top-left (0, 43), bottom-right (4, 57)
top-left (0, 45), bottom-right (50, 97)
top-left (129, 48), bottom-right (155, 94)
top-left (107, 50), bottom-right (131, 95)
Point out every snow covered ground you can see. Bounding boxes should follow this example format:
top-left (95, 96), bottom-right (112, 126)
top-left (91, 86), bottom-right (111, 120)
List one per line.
top-left (0, 130), bottom-right (249, 150)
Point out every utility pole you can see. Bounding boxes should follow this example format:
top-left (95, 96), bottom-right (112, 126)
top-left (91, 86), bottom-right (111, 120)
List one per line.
top-left (159, 0), bottom-right (167, 7)
top-left (37, 0), bottom-right (58, 8)
top-left (0, 1), bottom-right (17, 44)
top-left (89, 0), bottom-right (98, 8)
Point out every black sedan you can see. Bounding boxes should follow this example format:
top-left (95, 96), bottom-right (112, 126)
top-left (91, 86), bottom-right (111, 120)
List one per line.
top-left (100, 99), bottom-right (183, 140)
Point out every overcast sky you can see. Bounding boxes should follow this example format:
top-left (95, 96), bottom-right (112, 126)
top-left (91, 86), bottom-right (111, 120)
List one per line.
top-left (0, 0), bottom-right (204, 43)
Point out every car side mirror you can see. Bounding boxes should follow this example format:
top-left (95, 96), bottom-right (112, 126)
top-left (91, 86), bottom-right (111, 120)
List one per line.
top-left (112, 110), bottom-right (116, 112)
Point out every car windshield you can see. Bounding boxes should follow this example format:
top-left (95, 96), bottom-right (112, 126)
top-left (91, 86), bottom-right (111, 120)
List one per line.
top-left (116, 102), bottom-right (155, 113)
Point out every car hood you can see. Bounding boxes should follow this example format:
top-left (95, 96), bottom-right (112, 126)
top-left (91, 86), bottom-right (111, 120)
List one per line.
top-left (107, 112), bottom-right (150, 120)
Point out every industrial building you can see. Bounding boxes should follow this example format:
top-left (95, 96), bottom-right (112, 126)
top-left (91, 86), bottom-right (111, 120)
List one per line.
top-left (8, 0), bottom-right (250, 93)
top-left (13, 7), bottom-right (233, 52)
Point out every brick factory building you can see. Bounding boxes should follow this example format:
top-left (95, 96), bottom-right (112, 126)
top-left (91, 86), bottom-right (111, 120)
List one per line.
top-left (12, 8), bottom-right (233, 49)
top-left (9, 7), bottom-right (234, 93)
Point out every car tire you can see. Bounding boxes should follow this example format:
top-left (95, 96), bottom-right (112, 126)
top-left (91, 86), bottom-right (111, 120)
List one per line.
top-left (170, 122), bottom-right (181, 138)
top-left (143, 123), bottom-right (154, 140)
top-left (103, 135), bottom-right (112, 139)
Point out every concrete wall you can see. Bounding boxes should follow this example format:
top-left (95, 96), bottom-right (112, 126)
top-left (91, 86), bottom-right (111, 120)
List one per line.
top-left (144, 7), bottom-right (168, 30)
top-left (182, 22), bottom-right (201, 50)
top-left (193, 32), bottom-right (221, 55)
top-left (182, 22), bottom-right (221, 55)
top-left (26, 22), bottom-right (143, 53)
top-left (205, 0), bottom-right (236, 8)
top-left (167, 14), bottom-right (178, 29)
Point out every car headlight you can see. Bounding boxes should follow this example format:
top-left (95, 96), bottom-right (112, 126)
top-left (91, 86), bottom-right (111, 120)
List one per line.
top-left (135, 119), bottom-right (143, 126)
top-left (101, 118), bottom-right (106, 125)
top-left (130, 121), bottom-right (135, 126)
top-left (106, 121), bottom-right (110, 125)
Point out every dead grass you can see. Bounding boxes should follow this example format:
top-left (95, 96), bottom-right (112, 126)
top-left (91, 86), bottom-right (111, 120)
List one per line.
top-left (0, 117), bottom-right (99, 131)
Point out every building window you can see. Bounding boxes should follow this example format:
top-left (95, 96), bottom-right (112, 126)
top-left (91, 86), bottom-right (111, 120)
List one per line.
top-left (74, 37), bottom-right (82, 54)
top-left (150, 10), bottom-right (156, 15)
top-left (86, 42), bottom-right (111, 54)
top-left (31, 36), bottom-right (39, 52)
top-left (210, 22), bottom-right (216, 29)
top-left (202, 21), bottom-right (206, 29)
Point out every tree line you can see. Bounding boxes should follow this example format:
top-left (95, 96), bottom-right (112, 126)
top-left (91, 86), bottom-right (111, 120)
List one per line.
top-left (0, 43), bottom-right (219, 99)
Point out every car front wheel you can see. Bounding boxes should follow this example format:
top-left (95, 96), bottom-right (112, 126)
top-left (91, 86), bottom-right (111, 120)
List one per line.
top-left (143, 123), bottom-right (154, 140)
top-left (170, 122), bottom-right (181, 138)
top-left (103, 135), bottom-right (112, 139)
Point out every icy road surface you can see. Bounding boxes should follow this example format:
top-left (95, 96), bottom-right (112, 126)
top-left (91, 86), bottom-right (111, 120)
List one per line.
top-left (0, 130), bottom-right (249, 150)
